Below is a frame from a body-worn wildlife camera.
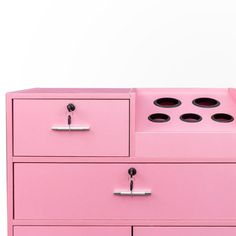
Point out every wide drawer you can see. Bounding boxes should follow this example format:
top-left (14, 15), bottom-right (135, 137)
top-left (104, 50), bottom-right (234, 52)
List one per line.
top-left (14, 163), bottom-right (236, 220)
top-left (13, 99), bottom-right (130, 156)
top-left (14, 226), bottom-right (130, 236)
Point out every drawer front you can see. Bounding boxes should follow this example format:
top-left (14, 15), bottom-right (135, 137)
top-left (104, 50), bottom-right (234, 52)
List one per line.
top-left (14, 163), bottom-right (236, 220)
top-left (13, 99), bottom-right (129, 156)
top-left (134, 227), bottom-right (236, 236)
top-left (14, 226), bottom-right (130, 236)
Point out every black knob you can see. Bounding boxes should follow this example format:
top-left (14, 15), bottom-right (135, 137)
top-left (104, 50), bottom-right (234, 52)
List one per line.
top-left (67, 103), bottom-right (76, 112)
top-left (128, 167), bottom-right (137, 178)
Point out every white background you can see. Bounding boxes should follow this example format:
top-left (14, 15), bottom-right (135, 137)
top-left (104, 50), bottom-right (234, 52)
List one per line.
top-left (0, 0), bottom-right (236, 235)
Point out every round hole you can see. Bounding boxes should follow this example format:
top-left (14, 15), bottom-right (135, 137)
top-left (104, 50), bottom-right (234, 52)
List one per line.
top-left (193, 97), bottom-right (220, 108)
top-left (180, 113), bottom-right (202, 123)
top-left (211, 113), bottom-right (234, 123)
top-left (148, 113), bottom-right (170, 123)
top-left (154, 97), bottom-right (181, 108)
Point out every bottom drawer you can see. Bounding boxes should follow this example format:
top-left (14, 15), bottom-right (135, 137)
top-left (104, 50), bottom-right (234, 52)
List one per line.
top-left (134, 227), bottom-right (236, 236)
top-left (14, 226), bottom-right (131, 236)
top-left (14, 226), bottom-right (236, 236)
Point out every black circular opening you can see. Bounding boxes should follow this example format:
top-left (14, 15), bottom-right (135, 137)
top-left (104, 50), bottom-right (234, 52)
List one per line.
top-left (180, 113), bottom-right (202, 123)
top-left (211, 113), bottom-right (234, 123)
top-left (154, 97), bottom-right (181, 108)
top-left (148, 113), bottom-right (170, 123)
top-left (193, 97), bottom-right (220, 108)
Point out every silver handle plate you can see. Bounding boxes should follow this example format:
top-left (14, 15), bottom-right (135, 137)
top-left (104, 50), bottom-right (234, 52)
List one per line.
top-left (51, 126), bottom-right (90, 131)
top-left (113, 190), bottom-right (151, 196)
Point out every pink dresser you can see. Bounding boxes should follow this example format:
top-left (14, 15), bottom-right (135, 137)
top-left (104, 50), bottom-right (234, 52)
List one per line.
top-left (6, 88), bottom-right (236, 236)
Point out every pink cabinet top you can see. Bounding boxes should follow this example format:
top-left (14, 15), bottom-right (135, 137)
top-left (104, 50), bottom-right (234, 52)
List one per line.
top-left (7, 87), bottom-right (236, 161)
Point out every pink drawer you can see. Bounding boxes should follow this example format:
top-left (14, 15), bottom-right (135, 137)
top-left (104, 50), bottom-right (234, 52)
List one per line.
top-left (134, 227), bottom-right (236, 236)
top-left (14, 226), bottom-right (130, 236)
top-left (14, 163), bottom-right (236, 220)
top-left (13, 99), bottom-right (129, 156)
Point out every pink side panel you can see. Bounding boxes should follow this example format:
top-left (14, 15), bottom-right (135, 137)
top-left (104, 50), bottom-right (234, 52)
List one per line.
top-left (6, 94), bottom-right (13, 236)
top-left (134, 227), bottom-right (236, 236)
top-left (14, 226), bottom-right (130, 236)
top-left (14, 163), bottom-right (236, 220)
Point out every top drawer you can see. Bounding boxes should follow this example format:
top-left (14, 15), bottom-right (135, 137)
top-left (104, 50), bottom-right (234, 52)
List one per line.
top-left (13, 99), bottom-right (130, 157)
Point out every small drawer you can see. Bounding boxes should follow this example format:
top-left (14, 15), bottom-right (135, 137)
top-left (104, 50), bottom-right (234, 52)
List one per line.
top-left (14, 163), bottom-right (236, 220)
top-left (14, 226), bottom-right (130, 236)
top-left (13, 99), bottom-right (130, 156)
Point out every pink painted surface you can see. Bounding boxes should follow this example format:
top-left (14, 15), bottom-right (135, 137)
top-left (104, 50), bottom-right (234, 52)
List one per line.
top-left (6, 95), bottom-right (14, 236)
top-left (14, 226), bottom-right (130, 236)
top-left (135, 88), bottom-right (236, 132)
top-left (10, 88), bottom-right (131, 94)
top-left (134, 227), bottom-right (236, 236)
top-left (7, 88), bottom-right (133, 99)
top-left (14, 163), bottom-right (236, 220)
top-left (13, 99), bottom-right (129, 156)
top-left (135, 132), bottom-right (236, 159)
top-left (135, 88), bottom-right (236, 158)
top-left (7, 88), bottom-right (236, 235)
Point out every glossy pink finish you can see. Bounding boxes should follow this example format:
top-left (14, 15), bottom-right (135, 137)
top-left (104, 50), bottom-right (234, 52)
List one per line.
top-left (134, 227), bottom-right (236, 236)
top-left (14, 99), bottom-right (130, 156)
top-left (14, 163), bottom-right (236, 220)
top-left (14, 226), bottom-right (130, 236)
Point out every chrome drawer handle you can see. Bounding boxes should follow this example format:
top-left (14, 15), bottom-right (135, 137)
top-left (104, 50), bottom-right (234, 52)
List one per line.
top-left (51, 126), bottom-right (90, 131)
top-left (113, 190), bottom-right (151, 196)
